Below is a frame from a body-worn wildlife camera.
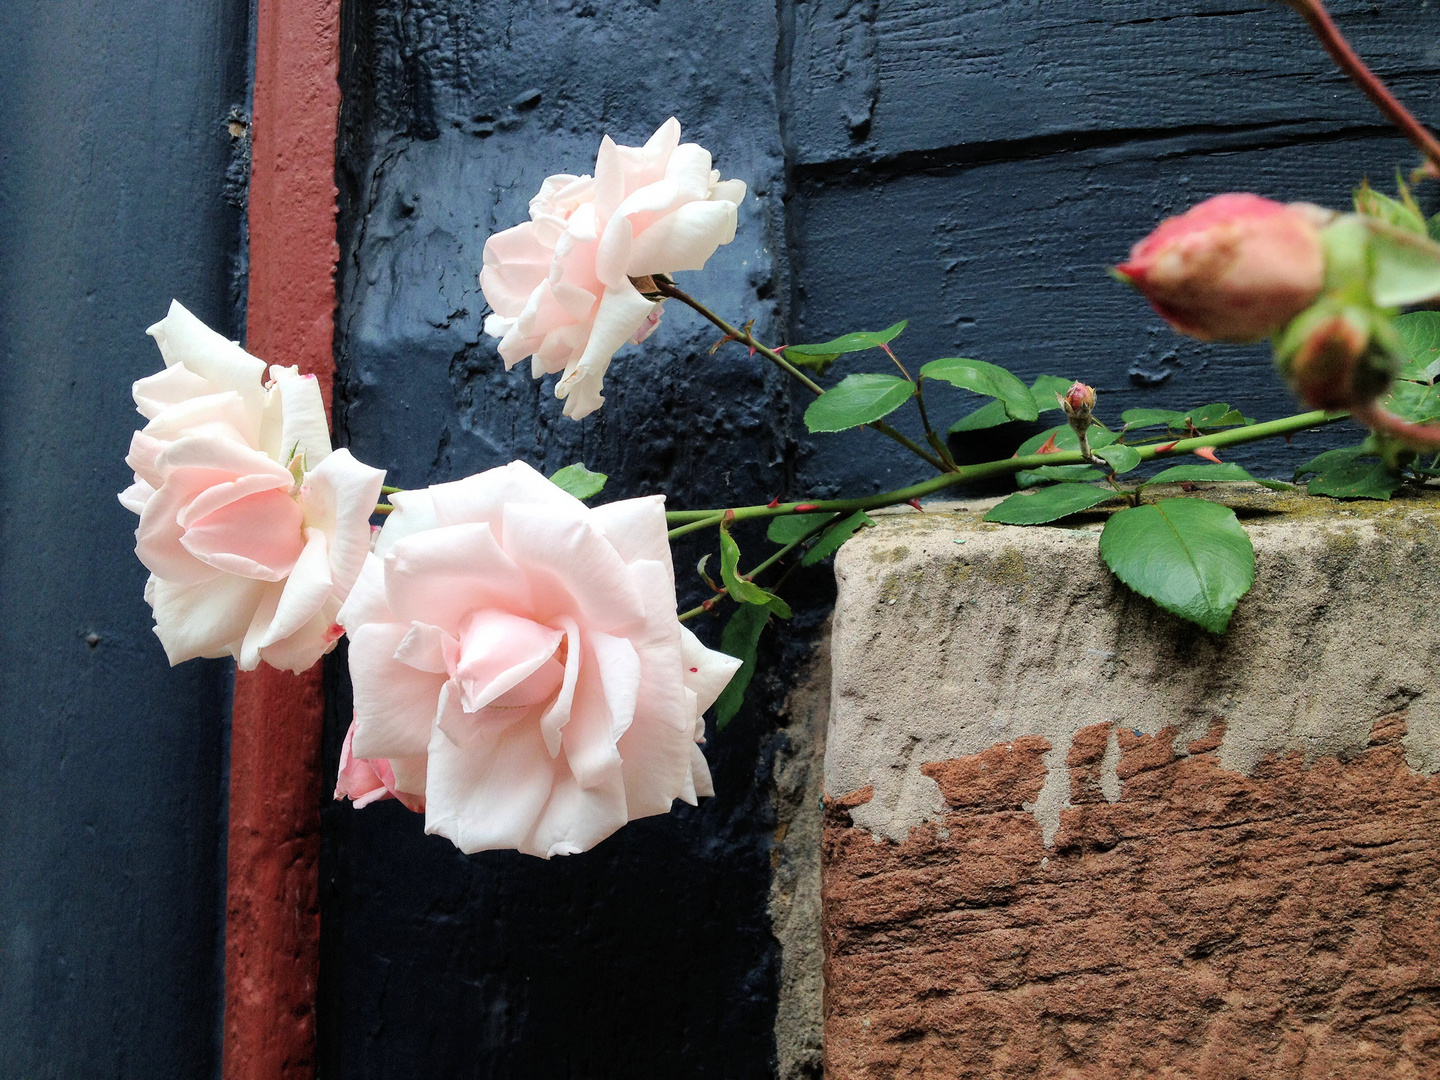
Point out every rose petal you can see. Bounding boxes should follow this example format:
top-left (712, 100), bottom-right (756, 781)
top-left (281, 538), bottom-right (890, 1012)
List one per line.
top-left (150, 574), bottom-right (268, 666)
top-left (348, 623), bottom-right (448, 759)
top-left (298, 447), bottom-right (386, 598)
top-left (500, 503), bottom-right (647, 631)
top-left (384, 522), bottom-right (533, 630)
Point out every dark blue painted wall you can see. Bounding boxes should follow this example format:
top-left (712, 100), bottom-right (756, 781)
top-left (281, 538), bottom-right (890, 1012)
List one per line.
top-left (323, 2), bottom-right (1440, 1079)
top-left (0, 2), bottom-right (250, 1077)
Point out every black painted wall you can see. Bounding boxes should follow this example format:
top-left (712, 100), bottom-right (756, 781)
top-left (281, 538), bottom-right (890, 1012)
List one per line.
top-left (0, 2), bottom-right (250, 1078)
top-left (322, 2), bottom-right (1440, 1079)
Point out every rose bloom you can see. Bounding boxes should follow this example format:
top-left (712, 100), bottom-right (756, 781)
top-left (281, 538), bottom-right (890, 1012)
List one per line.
top-left (334, 461), bottom-right (741, 858)
top-left (120, 301), bottom-right (385, 672)
top-left (479, 117), bottom-right (746, 420)
top-left (1116, 193), bottom-right (1325, 342)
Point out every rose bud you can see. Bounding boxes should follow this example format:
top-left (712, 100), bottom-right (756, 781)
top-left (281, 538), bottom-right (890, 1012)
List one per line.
top-left (1275, 302), bottom-right (1399, 412)
top-left (1058, 381), bottom-right (1096, 426)
top-left (1115, 193), bottom-right (1326, 342)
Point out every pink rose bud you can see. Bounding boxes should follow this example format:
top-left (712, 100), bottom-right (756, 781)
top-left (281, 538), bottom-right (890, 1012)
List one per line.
top-left (1116, 194), bottom-right (1325, 342)
top-left (1059, 381), bottom-right (1096, 417)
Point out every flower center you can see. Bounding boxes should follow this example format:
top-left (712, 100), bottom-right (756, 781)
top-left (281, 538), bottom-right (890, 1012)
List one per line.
top-left (451, 609), bottom-right (566, 714)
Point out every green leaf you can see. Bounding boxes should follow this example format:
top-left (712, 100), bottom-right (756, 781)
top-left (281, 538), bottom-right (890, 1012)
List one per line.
top-left (766, 513), bottom-right (828, 545)
top-left (803, 373), bottom-right (915, 433)
top-left (948, 398), bottom-right (1013, 433)
top-left (719, 530), bottom-right (772, 605)
top-left (1395, 310), bottom-right (1440, 382)
top-left (1307, 460), bottom-right (1402, 500)
top-left (1366, 220), bottom-right (1440, 307)
top-left (1385, 379), bottom-right (1440, 423)
top-left (1355, 181), bottom-right (1428, 235)
top-left (1428, 212), bottom-right (1440, 244)
top-left (763, 593), bottom-right (793, 619)
top-left (1029, 375), bottom-right (1076, 414)
top-left (1095, 444), bottom-right (1142, 475)
top-left (920, 357), bottom-right (1038, 421)
top-left (1145, 462), bottom-right (1257, 485)
top-left (1099, 499), bottom-right (1255, 634)
top-left (1015, 464), bottom-right (1105, 488)
top-left (984, 483), bottom-right (1116, 525)
top-left (1178, 403), bottom-right (1252, 431)
top-left (714, 603), bottom-right (771, 728)
top-left (1295, 446), bottom-right (1365, 482)
top-left (1121, 408), bottom-right (1188, 430)
top-left (1016, 423), bottom-right (1117, 457)
top-left (548, 462), bottom-right (607, 500)
top-left (785, 321), bottom-right (909, 369)
top-left (802, 511), bottom-right (874, 566)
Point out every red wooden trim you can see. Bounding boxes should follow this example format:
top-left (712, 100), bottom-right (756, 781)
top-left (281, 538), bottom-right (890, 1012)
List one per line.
top-left (223, 1), bottom-right (342, 1077)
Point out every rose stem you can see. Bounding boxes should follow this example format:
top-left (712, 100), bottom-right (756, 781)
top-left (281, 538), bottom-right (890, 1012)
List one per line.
top-left (677, 513), bottom-right (842, 622)
top-left (666, 409), bottom-right (1345, 531)
top-left (1286, 0), bottom-right (1440, 176)
top-left (654, 279), bottom-right (948, 471)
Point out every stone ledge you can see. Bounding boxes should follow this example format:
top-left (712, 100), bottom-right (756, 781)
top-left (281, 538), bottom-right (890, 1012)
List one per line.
top-left (823, 486), bottom-right (1440, 1079)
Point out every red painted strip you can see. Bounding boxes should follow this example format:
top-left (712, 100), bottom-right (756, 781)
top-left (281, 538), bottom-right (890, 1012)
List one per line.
top-left (223, 2), bottom-right (341, 1078)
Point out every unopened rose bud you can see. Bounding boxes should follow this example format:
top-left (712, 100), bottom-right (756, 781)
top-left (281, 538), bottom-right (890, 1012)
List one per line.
top-left (1057, 381), bottom-right (1099, 462)
top-left (1116, 193), bottom-right (1325, 342)
top-left (1058, 381), bottom-right (1096, 425)
top-left (1274, 302), bottom-right (1398, 412)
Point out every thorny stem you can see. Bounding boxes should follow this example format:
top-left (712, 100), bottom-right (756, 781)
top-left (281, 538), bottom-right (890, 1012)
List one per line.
top-left (655, 279), bottom-right (948, 471)
top-left (1287, 0), bottom-right (1440, 177)
top-left (665, 409), bottom-right (1345, 529)
top-left (676, 513), bottom-right (841, 622)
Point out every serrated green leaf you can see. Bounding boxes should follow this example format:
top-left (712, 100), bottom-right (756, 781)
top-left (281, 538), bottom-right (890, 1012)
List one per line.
top-left (1099, 499), bottom-right (1255, 634)
top-left (1366, 220), bottom-right (1440, 307)
top-left (719, 530), bottom-right (772, 605)
top-left (803, 373), bottom-right (915, 433)
top-left (785, 321), bottom-right (908, 367)
top-left (1395, 310), bottom-right (1440, 383)
top-left (1295, 446), bottom-right (1366, 482)
top-left (801, 511), bottom-right (874, 566)
top-left (920, 357), bottom-right (1038, 421)
top-left (1095, 444), bottom-right (1142, 475)
top-left (1145, 462), bottom-right (1257, 485)
top-left (1177, 403), bottom-right (1252, 431)
top-left (1385, 379), bottom-right (1440, 423)
top-left (766, 513), bottom-right (829, 545)
top-left (1030, 375), bottom-right (1076, 414)
top-left (1306, 460), bottom-right (1402, 500)
top-left (1122, 408), bottom-right (1188, 429)
top-left (1355, 181), bottom-right (1428, 235)
top-left (1428, 212), bottom-right (1440, 244)
top-left (984, 483), bottom-right (1116, 525)
top-left (548, 462), bottom-right (608, 500)
top-left (714, 603), bottom-right (771, 728)
top-left (1016, 464), bottom-right (1105, 488)
top-left (1016, 423), bottom-right (1118, 457)
top-left (948, 398), bottom-right (1013, 433)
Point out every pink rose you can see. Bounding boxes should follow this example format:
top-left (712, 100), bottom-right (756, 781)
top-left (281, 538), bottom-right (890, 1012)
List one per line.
top-left (335, 722), bottom-right (424, 811)
top-left (120, 301), bottom-right (385, 672)
top-left (335, 461), bottom-right (741, 858)
top-left (479, 117), bottom-right (747, 420)
top-left (1116, 193), bottom-right (1325, 342)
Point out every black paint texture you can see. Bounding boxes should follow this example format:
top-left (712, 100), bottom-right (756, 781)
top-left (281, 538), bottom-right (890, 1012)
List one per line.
top-left (322, 2), bottom-right (1440, 1078)
top-left (0, 1), bottom-right (250, 1078)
